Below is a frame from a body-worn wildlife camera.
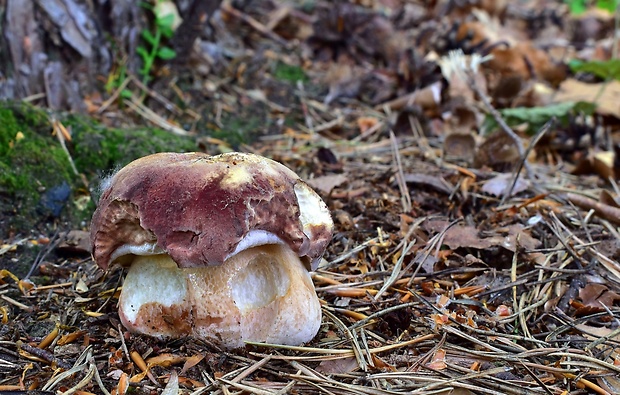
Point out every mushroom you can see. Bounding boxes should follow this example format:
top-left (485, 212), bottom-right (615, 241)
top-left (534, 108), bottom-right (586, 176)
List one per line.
top-left (90, 152), bottom-right (333, 348)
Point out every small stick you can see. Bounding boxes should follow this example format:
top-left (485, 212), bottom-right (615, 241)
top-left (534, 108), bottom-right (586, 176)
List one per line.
top-left (465, 69), bottom-right (532, 179)
top-left (222, 4), bottom-right (291, 48)
top-left (0, 295), bottom-right (31, 311)
top-left (20, 343), bottom-right (72, 369)
top-left (567, 193), bottom-right (620, 225)
top-left (499, 119), bottom-right (552, 205)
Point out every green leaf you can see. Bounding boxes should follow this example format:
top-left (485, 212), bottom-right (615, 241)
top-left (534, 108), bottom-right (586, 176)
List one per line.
top-left (157, 14), bottom-right (175, 30)
top-left (501, 102), bottom-right (576, 124)
top-left (139, 1), bottom-right (153, 10)
top-left (104, 78), bottom-right (117, 93)
top-left (120, 89), bottom-right (133, 99)
top-left (273, 62), bottom-right (308, 83)
top-left (483, 102), bottom-right (591, 135)
top-left (160, 25), bottom-right (174, 39)
top-left (565, 0), bottom-right (587, 14)
top-left (136, 46), bottom-right (150, 62)
top-left (141, 29), bottom-right (157, 46)
top-left (573, 101), bottom-right (597, 115)
top-left (596, 0), bottom-right (618, 12)
top-left (157, 46), bottom-right (176, 60)
top-left (570, 59), bottom-right (620, 80)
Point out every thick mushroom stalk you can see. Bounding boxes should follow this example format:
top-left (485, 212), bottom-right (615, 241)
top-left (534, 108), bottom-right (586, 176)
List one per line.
top-left (119, 245), bottom-right (321, 348)
top-left (90, 152), bottom-right (333, 348)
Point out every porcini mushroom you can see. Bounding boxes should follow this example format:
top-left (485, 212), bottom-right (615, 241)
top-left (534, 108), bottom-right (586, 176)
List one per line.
top-left (90, 152), bottom-right (333, 348)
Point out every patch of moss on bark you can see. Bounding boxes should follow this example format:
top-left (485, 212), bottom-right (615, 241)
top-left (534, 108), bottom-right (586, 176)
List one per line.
top-left (0, 101), bottom-right (196, 238)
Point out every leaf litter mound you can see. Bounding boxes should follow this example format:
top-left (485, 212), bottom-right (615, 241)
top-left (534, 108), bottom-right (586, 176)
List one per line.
top-left (2, 0), bottom-right (620, 394)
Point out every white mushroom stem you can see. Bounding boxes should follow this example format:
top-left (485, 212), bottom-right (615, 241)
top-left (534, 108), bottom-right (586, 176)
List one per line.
top-left (117, 244), bottom-right (322, 348)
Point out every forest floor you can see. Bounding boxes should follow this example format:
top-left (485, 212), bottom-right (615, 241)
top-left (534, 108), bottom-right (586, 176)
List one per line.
top-left (2, 0), bottom-right (620, 394)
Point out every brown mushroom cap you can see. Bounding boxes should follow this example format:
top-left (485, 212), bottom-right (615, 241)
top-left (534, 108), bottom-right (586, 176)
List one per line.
top-left (90, 152), bottom-right (333, 271)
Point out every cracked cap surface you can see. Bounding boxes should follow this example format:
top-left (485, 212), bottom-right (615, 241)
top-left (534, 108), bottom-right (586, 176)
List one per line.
top-left (90, 152), bottom-right (334, 271)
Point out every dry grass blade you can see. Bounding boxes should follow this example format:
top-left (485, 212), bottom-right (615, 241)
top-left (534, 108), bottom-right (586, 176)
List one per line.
top-left (390, 131), bottom-right (411, 213)
top-left (247, 334), bottom-right (435, 360)
top-left (550, 352), bottom-right (620, 374)
top-left (218, 377), bottom-right (277, 395)
top-left (125, 97), bottom-right (190, 136)
top-left (413, 366), bottom-right (515, 395)
top-left (374, 240), bottom-right (415, 300)
top-left (42, 347), bottom-right (92, 391)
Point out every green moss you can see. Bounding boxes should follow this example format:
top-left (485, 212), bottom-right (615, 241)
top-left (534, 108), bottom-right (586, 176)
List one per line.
top-left (0, 108), bottom-right (19, 158)
top-left (0, 101), bottom-right (197, 238)
top-left (273, 62), bottom-right (308, 83)
top-left (0, 103), bottom-right (75, 233)
top-left (211, 127), bottom-right (247, 147)
top-left (65, 115), bottom-right (197, 173)
top-left (213, 114), bottom-right (265, 147)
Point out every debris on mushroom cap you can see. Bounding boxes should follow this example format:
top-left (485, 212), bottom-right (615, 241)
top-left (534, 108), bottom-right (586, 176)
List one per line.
top-left (90, 152), bottom-right (334, 271)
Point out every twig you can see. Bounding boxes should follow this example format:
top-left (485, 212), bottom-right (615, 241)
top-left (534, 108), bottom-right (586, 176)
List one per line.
top-left (374, 240), bottom-right (415, 300)
top-left (217, 378), bottom-right (277, 395)
top-left (465, 69), bottom-right (532, 179)
top-left (567, 192), bottom-right (620, 225)
top-left (499, 119), bottom-right (552, 205)
top-left (1, 295), bottom-right (31, 311)
top-left (97, 74), bottom-right (131, 114)
top-left (19, 343), bottom-right (71, 369)
top-left (322, 308), bottom-right (368, 371)
top-left (25, 229), bottom-right (63, 280)
top-left (406, 218), bottom-right (462, 287)
top-left (390, 131), bottom-right (412, 213)
top-left (129, 75), bottom-right (186, 116)
top-left (221, 3), bottom-right (291, 48)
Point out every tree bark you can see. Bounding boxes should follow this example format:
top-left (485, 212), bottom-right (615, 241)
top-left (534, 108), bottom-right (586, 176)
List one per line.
top-left (171, 0), bottom-right (223, 65)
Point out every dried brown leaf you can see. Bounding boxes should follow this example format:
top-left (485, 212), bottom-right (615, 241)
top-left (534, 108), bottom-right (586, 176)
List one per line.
top-left (578, 283), bottom-right (620, 310)
top-left (307, 174), bottom-right (348, 194)
top-left (556, 79), bottom-right (620, 118)
top-left (316, 357), bottom-right (359, 374)
top-left (481, 173), bottom-right (529, 197)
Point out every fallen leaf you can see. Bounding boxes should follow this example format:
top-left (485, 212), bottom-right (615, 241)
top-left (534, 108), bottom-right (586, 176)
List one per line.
top-left (316, 357), bottom-right (359, 374)
top-left (324, 62), bottom-right (365, 104)
top-left (181, 354), bottom-right (205, 375)
top-left (426, 349), bottom-right (447, 370)
top-left (474, 131), bottom-right (521, 170)
top-left (579, 283), bottom-right (620, 310)
top-left (56, 230), bottom-right (92, 255)
top-left (572, 150), bottom-right (616, 180)
top-left (555, 79), bottom-right (620, 118)
top-left (145, 353), bottom-right (186, 368)
top-left (424, 221), bottom-right (541, 252)
top-left (307, 174), bottom-right (348, 194)
top-left (443, 133), bottom-right (476, 164)
top-left (403, 173), bottom-right (454, 195)
top-left (481, 173), bottom-right (529, 197)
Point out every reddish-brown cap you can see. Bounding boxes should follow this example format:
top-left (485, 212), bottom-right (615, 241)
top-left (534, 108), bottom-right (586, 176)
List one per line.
top-left (90, 152), bottom-right (333, 271)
